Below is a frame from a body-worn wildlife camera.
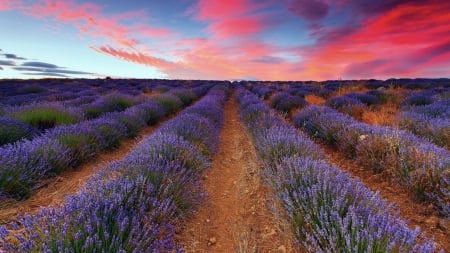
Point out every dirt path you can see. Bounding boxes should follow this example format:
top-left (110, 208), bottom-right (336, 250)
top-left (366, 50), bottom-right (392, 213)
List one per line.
top-left (0, 118), bottom-right (170, 225)
top-left (317, 143), bottom-right (449, 251)
top-left (177, 96), bottom-right (295, 252)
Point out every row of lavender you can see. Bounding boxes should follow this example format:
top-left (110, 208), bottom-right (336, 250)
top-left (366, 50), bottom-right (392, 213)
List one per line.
top-left (0, 80), bottom-right (212, 146)
top-left (324, 88), bottom-right (450, 149)
top-left (0, 79), bottom-right (209, 106)
top-left (244, 78), bottom-right (449, 102)
top-left (257, 86), bottom-right (450, 216)
top-left (0, 84), bottom-right (212, 200)
top-left (293, 104), bottom-right (450, 216)
top-left (396, 93), bottom-right (449, 149)
top-left (236, 88), bottom-right (438, 252)
top-left (0, 93), bottom-right (137, 146)
top-left (0, 86), bottom-right (229, 252)
top-left (0, 86), bottom-right (228, 252)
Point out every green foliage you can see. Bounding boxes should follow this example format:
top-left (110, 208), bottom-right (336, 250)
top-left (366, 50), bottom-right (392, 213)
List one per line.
top-left (11, 108), bottom-right (80, 130)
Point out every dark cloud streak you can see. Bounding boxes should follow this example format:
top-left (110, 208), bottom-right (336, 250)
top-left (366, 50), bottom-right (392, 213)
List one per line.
top-left (22, 72), bottom-right (69, 77)
top-left (251, 55), bottom-right (285, 64)
top-left (22, 61), bottom-right (59, 68)
top-left (4, 54), bottom-right (26, 60)
top-left (0, 60), bottom-right (16, 66)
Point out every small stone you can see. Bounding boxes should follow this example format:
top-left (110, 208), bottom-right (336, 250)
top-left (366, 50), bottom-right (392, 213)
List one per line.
top-left (265, 228), bottom-right (276, 237)
top-left (425, 216), bottom-right (439, 228)
top-left (207, 237), bottom-right (217, 246)
top-left (438, 219), bottom-right (449, 231)
top-left (277, 245), bottom-right (286, 253)
top-left (385, 187), bottom-right (395, 192)
top-left (205, 219), bottom-right (210, 223)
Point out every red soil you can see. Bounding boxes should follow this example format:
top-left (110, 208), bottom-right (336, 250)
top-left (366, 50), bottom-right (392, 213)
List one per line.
top-left (176, 96), bottom-right (297, 252)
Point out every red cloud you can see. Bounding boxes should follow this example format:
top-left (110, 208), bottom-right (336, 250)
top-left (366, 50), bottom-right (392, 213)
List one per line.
top-left (297, 0), bottom-right (450, 80)
top-left (3, 0), bottom-right (449, 80)
top-left (193, 0), bottom-right (273, 39)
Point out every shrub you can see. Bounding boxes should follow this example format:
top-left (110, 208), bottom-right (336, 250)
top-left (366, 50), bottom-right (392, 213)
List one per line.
top-left (82, 93), bottom-right (137, 119)
top-left (273, 157), bottom-right (434, 253)
top-left (347, 93), bottom-right (381, 105)
top-left (84, 117), bottom-right (128, 150)
top-left (44, 126), bottom-right (99, 167)
top-left (126, 101), bottom-right (167, 125)
top-left (236, 88), bottom-right (437, 251)
top-left (0, 117), bottom-right (37, 145)
top-left (9, 104), bottom-right (83, 131)
top-left (0, 138), bottom-right (71, 199)
top-left (401, 94), bottom-right (434, 107)
top-left (153, 93), bottom-right (183, 114)
top-left (158, 114), bottom-right (219, 155)
top-left (102, 112), bottom-right (146, 138)
top-left (102, 93), bottom-right (137, 111)
top-left (326, 96), bottom-right (363, 110)
top-left (0, 88), bottom-right (228, 252)
top-left (169, 88), bottom-right (197, 105)
top-left (18, 85), bottom-right (47, 94)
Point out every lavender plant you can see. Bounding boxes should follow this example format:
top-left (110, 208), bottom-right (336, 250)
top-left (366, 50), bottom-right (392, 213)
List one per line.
top-left (0, 117), bottom-right (38, 146)
top-left (7, 103), bottom-right (83, 130)
top-left (292, 105), bottom-right (450, 216)
top-left (0, 86), bottom-right (228, 252)
top-left (235, 88), bottom-right (439, 252)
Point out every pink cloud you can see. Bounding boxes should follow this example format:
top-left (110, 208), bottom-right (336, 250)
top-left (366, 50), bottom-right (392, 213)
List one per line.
top-left (295, 0), bottom-right (450, 80)
top-left (207, 15), bottom-right (269, 39)
top-left (195, 0), bottom-right (260, 20)
top-left (23, 0), bottom-right (174, 48)
top-left (91, 46), bottom-right (174, 70)
top-left (4, 0), bottom-right (449, 81)
top-left (193, 0), bottom-right (274, 40)
top-left (0, 0), bottom-right (22, 10)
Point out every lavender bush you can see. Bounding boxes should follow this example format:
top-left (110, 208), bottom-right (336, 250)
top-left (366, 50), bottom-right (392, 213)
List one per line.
top-left (0, 138), bottom-right (71, 199)
top-left (7, 103), bottom-right (84, 131)
top-left (293, 105), bottom-right (450, 216)
top-left (396, 100), bottom-right (450, 148)
top-left (0, 86), bottom-right (228, 252)
top-left (236, 88), bottom-right (438, 252)
top-left (0, 87), bottom-right (208, 200)
top-left (0, 117), bottom-right (38, 146)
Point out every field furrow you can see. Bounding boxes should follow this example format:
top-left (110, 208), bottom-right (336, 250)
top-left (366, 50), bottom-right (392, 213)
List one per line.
top-left (177, 94), bottom-right (295, 252)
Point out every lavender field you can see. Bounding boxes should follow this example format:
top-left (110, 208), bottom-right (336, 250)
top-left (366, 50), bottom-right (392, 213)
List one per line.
top-left (0, 78), bottom-right (449, 252)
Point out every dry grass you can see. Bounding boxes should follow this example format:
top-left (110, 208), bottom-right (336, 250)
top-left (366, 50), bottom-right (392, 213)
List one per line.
top-left (305, 94), bottom-right (325, 105)
top-left (361, 104), bottom-right (398, 126)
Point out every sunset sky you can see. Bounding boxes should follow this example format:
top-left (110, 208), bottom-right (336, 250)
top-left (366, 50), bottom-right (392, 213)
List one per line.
top-left (0, 0), bottom-right (449, 80)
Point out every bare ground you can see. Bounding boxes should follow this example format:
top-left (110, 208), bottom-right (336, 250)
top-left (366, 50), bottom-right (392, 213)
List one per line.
top-left (0, 117), bottom-right (172, 225)
top-left (176, 96), bottom-right (297, 252)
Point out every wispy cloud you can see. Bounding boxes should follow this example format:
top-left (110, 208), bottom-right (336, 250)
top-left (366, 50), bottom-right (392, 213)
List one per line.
top-left (0, 49), bottom-right (96, 77)
top-left (3, 53), bottom-right (26, 60)
top-left (1, 0), bottom-right (449, 80)
top-left (0, 60), bottom-right (16, 66)
top-left (24, 0), bottom-right (175, 49)
top-left (22, 61), bottom-right (58, 68)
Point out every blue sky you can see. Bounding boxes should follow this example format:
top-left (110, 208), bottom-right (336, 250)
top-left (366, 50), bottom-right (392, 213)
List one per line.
top-left (1, 0), bottom-right (449, 80)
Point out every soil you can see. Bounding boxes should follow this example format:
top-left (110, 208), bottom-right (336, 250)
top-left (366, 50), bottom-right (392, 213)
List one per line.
top-left (176, 95), bottom-right (297, 252)
top-left (0, 117), bottom-right (172, 225)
